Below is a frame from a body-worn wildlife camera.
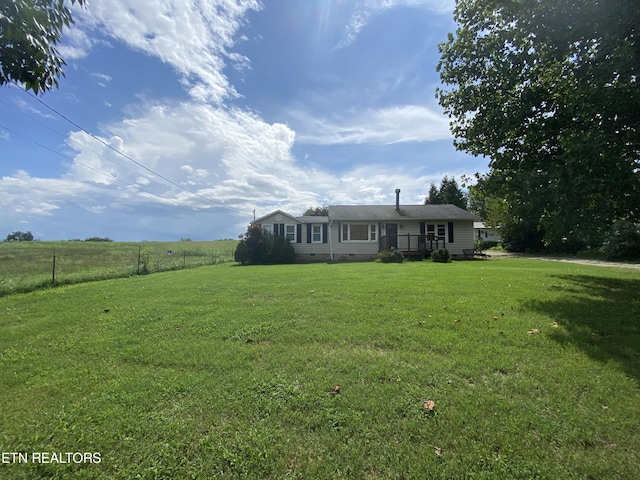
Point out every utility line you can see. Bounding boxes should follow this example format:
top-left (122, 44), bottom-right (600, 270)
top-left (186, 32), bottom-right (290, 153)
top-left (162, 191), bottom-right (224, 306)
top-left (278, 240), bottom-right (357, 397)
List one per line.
top-left (0, 98), bottom-right (157, 182)
top-left (21, 89), bottom-right (237, 212)
top-left (0, 121), bottom-right (186, 204)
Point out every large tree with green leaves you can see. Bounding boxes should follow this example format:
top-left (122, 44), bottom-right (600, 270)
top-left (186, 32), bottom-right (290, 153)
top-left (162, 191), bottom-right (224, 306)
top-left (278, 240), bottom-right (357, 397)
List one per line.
top-left (1, 0), bottom-right (86, 94)
top-left (437, 0), bottom-right (639, 251)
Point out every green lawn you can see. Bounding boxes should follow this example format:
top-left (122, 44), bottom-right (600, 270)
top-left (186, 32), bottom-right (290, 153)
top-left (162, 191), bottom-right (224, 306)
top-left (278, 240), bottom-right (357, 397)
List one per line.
top-left (0, 259), bottom-right (638, 479)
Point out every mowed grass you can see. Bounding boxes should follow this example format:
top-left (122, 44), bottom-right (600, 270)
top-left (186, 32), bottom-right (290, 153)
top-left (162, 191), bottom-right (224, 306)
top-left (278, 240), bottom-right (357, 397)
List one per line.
top-left (0, 259), bottom-right (639, 479)
top-left (0, 240), bottom-right (238, 296)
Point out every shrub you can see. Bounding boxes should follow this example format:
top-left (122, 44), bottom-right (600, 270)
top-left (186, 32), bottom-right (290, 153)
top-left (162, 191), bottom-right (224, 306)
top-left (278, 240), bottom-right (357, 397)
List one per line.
top-left (85, 237), bottom-right (113, 242)
top-left (475, 240), bottom-right (499, 251)
top-left (234, 241), bottom-right (251, 265)
top-left (236, 224), bottom-right (295, 265)
top-left (269, 234), bottom-right (295, 264)
top-left (378, 248), bottom-right (404, 263)
top-left (431, 248), bottom-right (450, 263)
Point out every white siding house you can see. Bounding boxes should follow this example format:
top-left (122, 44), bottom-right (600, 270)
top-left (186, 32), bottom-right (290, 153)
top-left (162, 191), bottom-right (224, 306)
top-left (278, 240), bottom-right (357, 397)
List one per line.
top-left (254, 197), bottom-right (481, 262)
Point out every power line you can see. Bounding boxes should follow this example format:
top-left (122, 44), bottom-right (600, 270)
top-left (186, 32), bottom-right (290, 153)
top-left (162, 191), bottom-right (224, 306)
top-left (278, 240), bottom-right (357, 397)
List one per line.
top-left (20, 89), bottom-right (239, 212)
top-left (0, 97), bottom-right (158, 182)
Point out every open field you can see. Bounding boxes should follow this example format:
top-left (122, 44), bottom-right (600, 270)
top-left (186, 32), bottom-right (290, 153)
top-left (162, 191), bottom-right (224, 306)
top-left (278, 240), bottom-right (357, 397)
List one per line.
top-left (1, 258), bottom-right (639, 479)
top-left (0, 240), bottom-right (238, 296)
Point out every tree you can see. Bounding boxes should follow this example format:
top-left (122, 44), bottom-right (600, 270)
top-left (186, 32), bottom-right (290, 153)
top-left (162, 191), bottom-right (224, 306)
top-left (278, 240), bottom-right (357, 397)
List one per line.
top-left (1, 0), bottom-right (86, 94)
top-left (303, 206), bottom-right (329, 216)
top-left (5, 231), bottom-right (34, 242)
top-left (437, 0), bottom-right (640, 251)
top-left (424, 176), bottom-right (467, 208)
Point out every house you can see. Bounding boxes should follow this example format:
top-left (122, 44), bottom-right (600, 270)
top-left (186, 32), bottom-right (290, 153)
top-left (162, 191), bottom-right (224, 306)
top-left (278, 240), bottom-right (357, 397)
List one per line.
top-left (473, 221), bottom-right (501, 243)
top-left (253, 189), bottom-right (481, 262)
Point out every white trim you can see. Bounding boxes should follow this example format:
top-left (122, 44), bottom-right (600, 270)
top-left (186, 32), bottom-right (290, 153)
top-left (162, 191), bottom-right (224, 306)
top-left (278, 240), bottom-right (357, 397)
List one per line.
top-left (341, 223), bottom-right (377, 242)
top-left (285, 224), bottom-right (296, 243)
top-left (311, 224), bottom-right (323, 243)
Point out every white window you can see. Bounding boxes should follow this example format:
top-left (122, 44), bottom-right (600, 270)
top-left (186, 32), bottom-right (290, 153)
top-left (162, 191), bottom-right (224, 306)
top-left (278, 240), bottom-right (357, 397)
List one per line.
top-left (342, 223), bottom-right (377, 241)
top-left (262, 224), bottom-right (273, 235)
top-left (426, 224), bottom-right (445, 238)
top-left (285, 224), bottom-right (296, 242)
top-left (312, 224), bottom-right (322, 243)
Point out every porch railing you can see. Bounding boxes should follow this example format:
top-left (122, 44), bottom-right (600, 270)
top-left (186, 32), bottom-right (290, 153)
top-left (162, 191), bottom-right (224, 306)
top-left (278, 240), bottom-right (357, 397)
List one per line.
top-left (379, 234), bottom-right (446, 254)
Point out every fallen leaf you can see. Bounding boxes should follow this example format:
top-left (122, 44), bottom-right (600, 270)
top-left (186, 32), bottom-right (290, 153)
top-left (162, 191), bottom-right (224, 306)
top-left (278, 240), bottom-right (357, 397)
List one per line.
top-left (422, 400), bottom-right (436, 412)
top-left (454, 319), bottom-right (461, 323)
top-left (601, 404), bottom-right (608, 410)
top-left (434, 446), bottom-right (442, 457)
top-left (527, 328), bottom-right (540, 335)
top-left (330, 385), bottom-right (341, 395)
top-left (551, 322), bottom-right (559, 328)
top-left (492, 316), bottom-right (498, 320)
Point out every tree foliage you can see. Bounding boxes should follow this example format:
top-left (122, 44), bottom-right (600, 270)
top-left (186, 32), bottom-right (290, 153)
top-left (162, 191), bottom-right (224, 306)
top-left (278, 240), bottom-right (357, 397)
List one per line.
top-left (303, 206), bottom-right (329, 216)
top-left (424, 176), bottom-right (468, 208)
top-left (5, 231), bottom-right (34, 242)
top-left (437, 0), bottom-right (640, 251)
top-left (1, 0), bottom-right (86, 94)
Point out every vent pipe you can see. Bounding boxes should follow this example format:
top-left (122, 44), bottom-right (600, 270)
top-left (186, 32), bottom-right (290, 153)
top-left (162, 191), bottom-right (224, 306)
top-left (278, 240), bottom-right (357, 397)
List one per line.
top-left (395, 189), bottom-right (401, 211)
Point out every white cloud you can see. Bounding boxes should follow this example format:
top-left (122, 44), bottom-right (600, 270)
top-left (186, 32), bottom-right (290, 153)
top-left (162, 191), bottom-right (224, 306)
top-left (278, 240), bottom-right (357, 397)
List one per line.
top-left (291, 105), bottom-right (451, 145)
top-left (71, 0), bottom-right (262, 103)
top-left (338, 0), bottom-right (454, 48)
top-left (13, 98), bottom-right (56, 120)
top-left (90, 72), bottom-right (112, 88)
top-left (0, 170), bottom-right (91, 218)
top-left (58, 26), bottom-right (95, 60)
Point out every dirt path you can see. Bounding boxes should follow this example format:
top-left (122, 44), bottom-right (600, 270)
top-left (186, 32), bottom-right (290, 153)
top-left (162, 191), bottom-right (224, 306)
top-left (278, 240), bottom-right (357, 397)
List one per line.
top-left (487, 251), bottom-right (640, 270)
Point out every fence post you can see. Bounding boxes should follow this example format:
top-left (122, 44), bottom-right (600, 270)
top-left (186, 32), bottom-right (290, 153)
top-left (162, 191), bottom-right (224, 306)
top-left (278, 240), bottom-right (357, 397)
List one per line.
top-left (52, 249), bottom-right (56, 285)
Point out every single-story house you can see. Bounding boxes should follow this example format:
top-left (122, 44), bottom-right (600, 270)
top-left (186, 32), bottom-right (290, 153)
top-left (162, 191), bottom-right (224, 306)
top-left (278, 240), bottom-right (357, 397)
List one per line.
top-left (473, 221), bottom-right (501, 243)
top-left (253, 190), bottom-right (481, 262)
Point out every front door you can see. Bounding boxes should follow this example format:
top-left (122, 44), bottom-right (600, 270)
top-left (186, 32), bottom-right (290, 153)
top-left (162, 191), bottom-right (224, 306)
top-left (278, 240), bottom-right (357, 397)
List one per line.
top-left (386, 223), bottom-right (398, 249)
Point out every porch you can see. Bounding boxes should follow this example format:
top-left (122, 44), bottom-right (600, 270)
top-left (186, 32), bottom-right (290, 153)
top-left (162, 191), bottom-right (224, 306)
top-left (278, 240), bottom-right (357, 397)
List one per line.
top-left (379, 234), bottom-right (446, 257)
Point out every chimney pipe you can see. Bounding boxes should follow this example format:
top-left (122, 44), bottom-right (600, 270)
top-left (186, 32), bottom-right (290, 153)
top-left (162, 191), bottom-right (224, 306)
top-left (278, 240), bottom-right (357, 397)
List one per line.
top-left (395, 189), bottom-right (401, 211)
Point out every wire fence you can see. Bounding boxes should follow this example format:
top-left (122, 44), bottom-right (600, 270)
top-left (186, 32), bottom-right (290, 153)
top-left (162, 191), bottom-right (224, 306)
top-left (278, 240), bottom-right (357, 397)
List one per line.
top-left (0, 241), bottom-right (237, 296)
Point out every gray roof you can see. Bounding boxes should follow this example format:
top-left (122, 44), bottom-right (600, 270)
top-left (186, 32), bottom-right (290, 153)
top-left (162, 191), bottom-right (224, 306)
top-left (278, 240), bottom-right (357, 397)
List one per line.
top-left (328, 204), bottom-right (481, 221)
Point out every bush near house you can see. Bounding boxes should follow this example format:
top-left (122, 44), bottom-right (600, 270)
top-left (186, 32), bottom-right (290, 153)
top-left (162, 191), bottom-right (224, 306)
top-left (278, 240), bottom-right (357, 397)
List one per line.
top-left (235, 224), bottom-right (295, 265)
top-left (431, 248), bottom-right (451, 263)
top-left (377, 248), bottom-right (404, 263)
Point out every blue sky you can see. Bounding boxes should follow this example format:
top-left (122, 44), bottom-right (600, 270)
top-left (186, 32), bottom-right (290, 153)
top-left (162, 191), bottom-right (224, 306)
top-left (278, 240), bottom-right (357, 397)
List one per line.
top-left (0, 0), bottom-right (487, 241)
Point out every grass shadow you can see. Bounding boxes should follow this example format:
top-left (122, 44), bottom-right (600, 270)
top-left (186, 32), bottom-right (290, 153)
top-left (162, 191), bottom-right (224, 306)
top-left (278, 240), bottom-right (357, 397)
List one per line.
top-left (526, 274), bottom-right (640, 381)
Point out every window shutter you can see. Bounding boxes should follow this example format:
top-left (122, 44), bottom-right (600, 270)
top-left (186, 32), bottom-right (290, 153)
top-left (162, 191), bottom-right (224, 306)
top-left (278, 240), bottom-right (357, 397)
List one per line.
top-left (307, 224), bottom-right (312, 243)
top-left (448, 222), bottom-right (454, 243)
top-left (322, 223), bottom-right (328, 243)
top-left (420, 222), bottom-right (426, 235)
top-left (273, 223), bottom-right (278, 235)
top-left (297, 224), bottom-right (302, 243)
top-left (337, 223), bottom-right (341, 242)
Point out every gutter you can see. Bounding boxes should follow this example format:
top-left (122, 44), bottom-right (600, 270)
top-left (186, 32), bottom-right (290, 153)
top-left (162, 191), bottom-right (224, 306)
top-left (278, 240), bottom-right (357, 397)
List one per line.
top-left (328, 219), bottom-right (334, 262)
